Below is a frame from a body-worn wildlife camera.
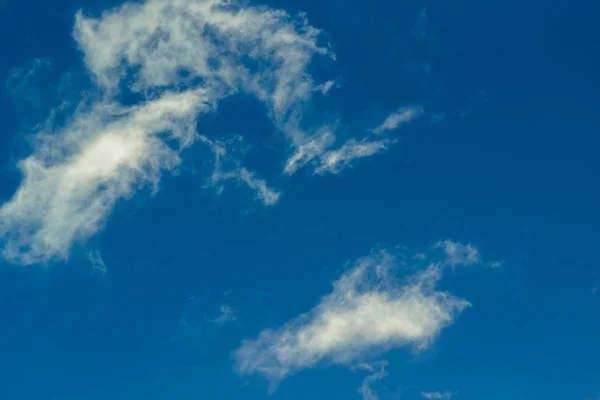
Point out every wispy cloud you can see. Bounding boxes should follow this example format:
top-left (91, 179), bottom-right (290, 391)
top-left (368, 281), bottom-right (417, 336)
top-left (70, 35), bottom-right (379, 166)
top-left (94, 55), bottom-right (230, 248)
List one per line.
top-left (214, 304), bottom-right (236, 325)
top-left (5, 58), bottom-right (52, 111)
top-left (312, 105), bottom-right (423, 175)
top-left (284, 125), bottom-right (336, 175)
top-left (202, 136), bottom-right (280, 206)
top-left (0, 0), bottom-right (329, 264)
top-left (87, 249), bottom-right (107, 278)
top-left (435, 239), bottom-right (480, 266)
top-left (315, 139), bottom-right (390, 175)
top-left (421, 391), bottom-right (455, 400)
top-left (234, 242), bottom-right (482, 385)
top-left (371, 106), bottom-right (423, 135)
top-left (315, 80), bottom-right (335, 95)
top-left (358, 361), bottom-right (389, 400)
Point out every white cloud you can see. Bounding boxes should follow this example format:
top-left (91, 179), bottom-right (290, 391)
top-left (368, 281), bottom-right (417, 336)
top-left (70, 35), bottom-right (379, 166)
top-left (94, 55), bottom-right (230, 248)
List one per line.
top-left (234, 168), bottom-right (281, 206)
top-left (435, 239), bottom-right (480, 266)
top-left (371, 106), bottom-right (423, 135)
top-left (315, 138), bottom-right (390, 175)
top-left (358, 362), bottom-right (388, 400)
top-left (202, 136), bottom-right (281, 206)
top-left (283, 125), bottom-right (336, 175)
top-left (311, 105), bottom-right (423, 175)
top-left (0, 91), bottom-right (207, 264)
top-left (1, 0), bottom-right (329, 264)
top-left (315, 80), bottom-right (335, 95)
top-left (421, 391), bottom-right (455, 400)
top-left (234, 244), bottom-right (481, 384)
top-left (74, 0), bottom-right (333, 168)
top-left (210, 166), bottom-right (281, 206)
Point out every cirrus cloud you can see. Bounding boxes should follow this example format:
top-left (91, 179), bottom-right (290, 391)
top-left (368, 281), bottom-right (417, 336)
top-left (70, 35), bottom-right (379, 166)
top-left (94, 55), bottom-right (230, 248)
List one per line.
top-left (371, 106), bottom-right (423, 135)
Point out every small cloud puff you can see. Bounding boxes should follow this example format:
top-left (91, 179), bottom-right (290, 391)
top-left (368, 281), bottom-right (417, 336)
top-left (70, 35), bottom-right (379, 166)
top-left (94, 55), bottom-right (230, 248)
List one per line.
top-left (435, 239), bottom-right (480, 266)
top-left (214, 304), bottom-right (236, 325)
top-left (234, 241), bottom-right (483, 386)
top-left (421, 391), bottom-right (455, 400)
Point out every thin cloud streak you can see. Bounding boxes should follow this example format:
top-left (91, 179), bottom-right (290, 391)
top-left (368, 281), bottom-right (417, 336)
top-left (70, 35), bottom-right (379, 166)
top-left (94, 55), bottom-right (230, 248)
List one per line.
top-left (371, 106), bottom-right (423, 135)
top-left (315, 139), bottom-right (390, 175)
top-left (421, 391), bottom-right (455, 400)
top-left (313, 105), bottom-right (423, 175)
top-left (202, 136), bottom-right (281, 206)
top-left (358, 362), bottom-right (389, 400)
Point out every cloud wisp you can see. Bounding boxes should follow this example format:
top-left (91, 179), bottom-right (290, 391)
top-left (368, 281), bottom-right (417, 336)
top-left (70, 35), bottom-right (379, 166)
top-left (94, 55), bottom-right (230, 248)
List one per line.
top-left (315, 138), bottom-right (391, 175)
top-left (371, 106), bottom-right (423, 135)
top-left (201, 136), bottom-right (281, 206)
top-left (313, 105), bottom-right (423, 175)
top-left (234, 241), bottom-right (483, 385)
top-left (434, 240), bottom-right (480, 266)
top-left (358, 361), bottom-right (389, 400)
top-left (214, 304), bottom-right (237, 325)
top-left (87, 249), bottom-right (107, 278)
top-left (421, 391), bottom-right (455, 400)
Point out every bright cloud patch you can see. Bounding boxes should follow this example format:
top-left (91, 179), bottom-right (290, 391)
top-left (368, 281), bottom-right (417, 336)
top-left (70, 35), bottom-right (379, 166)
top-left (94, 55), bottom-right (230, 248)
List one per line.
top-left (234, 242), bottom-right (482, 383)
top-left (73, 0), bottom-right (333, 156)
top-left (0, 91), bottom-right (206, 264)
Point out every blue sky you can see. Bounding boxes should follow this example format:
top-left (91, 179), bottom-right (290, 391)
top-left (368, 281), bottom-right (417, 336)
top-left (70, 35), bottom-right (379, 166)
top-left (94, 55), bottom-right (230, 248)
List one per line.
top-left (0, 0), bottom-right (598, 399)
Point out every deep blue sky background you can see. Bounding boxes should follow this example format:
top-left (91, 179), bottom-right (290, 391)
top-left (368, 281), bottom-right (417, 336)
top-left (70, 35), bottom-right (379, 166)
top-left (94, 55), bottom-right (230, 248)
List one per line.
top-left (1, 0), bottom-right (599, 399)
